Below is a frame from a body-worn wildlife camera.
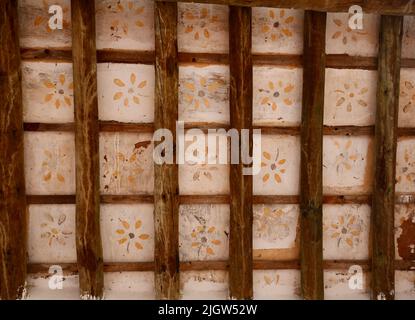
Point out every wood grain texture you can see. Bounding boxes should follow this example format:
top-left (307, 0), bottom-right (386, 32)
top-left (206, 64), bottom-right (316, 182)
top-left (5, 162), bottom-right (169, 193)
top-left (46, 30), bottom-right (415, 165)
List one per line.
top-left (71, 0), bottom-right (103, 299)
top-left (300, 11), bottom-right (326, 300)
top-left (371, 15), bottom-right (403, 301)
top-left (229, 6), bottom-right (253, 300)
top-left (158, 0), bottom-right (415, 15)
top-left (154, 2), bottom-right (180, 300)
top-left (0, 0), bottom-right (27, 300)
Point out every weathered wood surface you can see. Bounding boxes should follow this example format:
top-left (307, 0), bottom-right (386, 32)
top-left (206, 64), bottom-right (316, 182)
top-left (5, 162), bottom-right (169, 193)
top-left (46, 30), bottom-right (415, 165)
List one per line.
top-left (0, 0), bottom-right (27, 300)
top-left (158, 0), bottom-right (415, 15)
top-left (371, 15), bottom-right (403, 301)
top-left (300, 10), bottom-right (326, 300)
top-left (229, 6), bottom-right (253, 300)
top-left (71, 0), bottom-right (103, 299)
top-left (154, 1), bottom-right (180, 300)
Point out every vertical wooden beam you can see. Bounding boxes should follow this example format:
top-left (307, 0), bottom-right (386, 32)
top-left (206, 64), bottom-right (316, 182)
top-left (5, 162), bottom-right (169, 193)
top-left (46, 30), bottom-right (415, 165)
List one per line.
top-left (0, 0), bottom-right (27, 300)
top-left (229, 6), bottom-right (253, 300)
top-left (71, 0), bottom-right (103, 298)
top-left (154, 2), bottom-right (180, 299)
top-left (372, 15), bottom-right (403, 300)
top-left (300, 10), bottom-right (326, 300)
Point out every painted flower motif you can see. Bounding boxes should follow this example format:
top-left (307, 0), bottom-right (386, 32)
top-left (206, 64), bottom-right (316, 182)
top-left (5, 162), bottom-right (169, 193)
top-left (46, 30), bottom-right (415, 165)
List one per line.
top-left (41, 149), bottom-right (66, 184)
top-left (182, 7), bottom-right (219, 40)
top-left (192, 164), bottom-right (218, 182)
top-left (333, 140), bottom-right (360, 174)
top-left (43, 74), bottom-right (73, 109)
top-left (40, 212), bottom-right (72, 246)
top-left (109, 1), bottom-right (145, 39)
top-left (115, 218), bottom-right (150, 253)
top-left (33, 0), bottom-right (70, 32)
top-left (334, 82), bottom-right (369, 112)
top-left (261, 149), bottom-right (287, 184)
top-left (102, 141), bottom-right (150, 191)
top-left (260, 9), bottom-right (295, 42)
top-left (330, 16), bottom-right (367, 45)
top-left (263, 273), bottom-right (280, 286)
top-left (400, 80), bottom-right (415, 114)
top-left (397, 148), bottom-right (415, 185)
top-left (254, 207), bottom-right (292, 241)
top-left (258, 80), bottom-right (295, 111)
top-left (324, 213), bottom-right (363, 248)
top-left (181, 75), bottom-right (225, 110)
top-left (112, 73), bottom-right (147, 107)
top-left (190, 224), bottom-right (221, 256)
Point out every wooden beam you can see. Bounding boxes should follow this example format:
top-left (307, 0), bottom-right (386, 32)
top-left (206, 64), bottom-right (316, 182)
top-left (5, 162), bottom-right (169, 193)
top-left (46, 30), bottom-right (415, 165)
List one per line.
top-left (228, 6), bottom-right (253, 300)
top-left (154, 1), bottom-right (180, 300)
top-left (371, 15), bottom-right (403, 301)
top-left (71, 0), bottom-right (103, 299)
top-left (0, 0), bottom-right (27, 300)
top-left (157, 0), bottom-right (415, 15)
top-left (300, 11), bottom-right (326, 300)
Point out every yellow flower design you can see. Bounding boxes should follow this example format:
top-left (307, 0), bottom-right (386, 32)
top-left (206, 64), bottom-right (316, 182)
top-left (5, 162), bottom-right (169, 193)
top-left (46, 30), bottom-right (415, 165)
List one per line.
top-left (109, 1), bottom-right (145, 38)
top-left (41, 149), bottom-right (66, 184)
top-left (324, 213), bottom-right (363, 248)
top-left (102, 141), bottom-right (150, 192)
top-left (397, 148), bottom-right (415, 185)
top-left (263, 273), bottom-right (280, 286)
top-left (334, 140), bottom-right (359, 173)
top-left (116, 218), bottom-right (150, 253)
top-left (183, 7), bottom-right (218, 40)
top-left (261, 149), bottom-right (287, 184)
top-left (330, 17), bottom-right (367, 45)
top-left (400, 80), bottom-right (415, 114)
top-left (254, 207), bottom-right (292, 241)
top-left (261, 9), bottom-right (295, 42)
top-left (43, 74), bottom-right (73, 109)
top-left (40, 213), bottom-right (72, 246)
top-left (33, 0), bottom-right (70, 32)
top-left (334, 82), bottom-right (368, 112)
top-left (112, 73), bottom-right (147, 107)
top-left (191, 225), bottom-right (221, 256)
top-left (259, 80), bottom-right (295, 111)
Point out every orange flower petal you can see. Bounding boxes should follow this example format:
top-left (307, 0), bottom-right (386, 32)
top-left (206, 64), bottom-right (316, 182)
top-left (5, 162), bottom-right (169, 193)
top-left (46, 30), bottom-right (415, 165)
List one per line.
top-left (274, 173), bottom-right (282, 183)
top-left (44, 93), bottom-right (54, 102)
top-left (113, 92), bottom-right (123, 101)
top-left (44, 80), bottom-right (55, 89)
top-left (135, 220), bottom-right (142, 229)
top-left (118, 238), bottom-right (128, 244)
top-left (130, 73), bottom-right (136, 84)
top-left (114, 78), bottom-right (125, 87)
top-left (139, 234), bottom-right (150, 240)
top-left (138, 80), bottom-right (147, 88)
top-left (120, 220), bottom-right (130, 229)
top-left (116, 229), bottom-right (125, 235)
top-left (135, 242), bottom-right (143, 250)
top-left (59, 74), bottom-right (65, 85)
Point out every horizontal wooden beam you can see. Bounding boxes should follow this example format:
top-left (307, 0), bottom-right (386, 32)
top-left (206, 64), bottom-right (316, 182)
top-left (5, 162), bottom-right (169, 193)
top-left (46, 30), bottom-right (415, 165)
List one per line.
top-left (32, 259), bottom-right (410, 275)
top-left (20, 48), bottom-right (415, 69)
top-left (157, 0), bottom-right (415, 15)
top-left (26, 193), bottom-right (415, 205)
